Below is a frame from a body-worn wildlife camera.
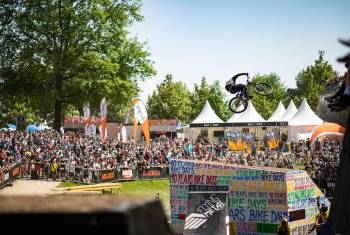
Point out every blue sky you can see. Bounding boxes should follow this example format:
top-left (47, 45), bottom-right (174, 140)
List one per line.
top-left (130, 0), bottom-right (350, 101)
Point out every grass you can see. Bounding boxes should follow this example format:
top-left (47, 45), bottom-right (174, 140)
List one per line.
top-left (58, 181), bottom-right (83, 187)
top-left (116, 179), bottom-right (170, 215)
top-left (58, 179), bottom-right (170, 215)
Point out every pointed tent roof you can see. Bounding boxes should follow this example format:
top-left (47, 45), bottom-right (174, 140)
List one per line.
top-left (191, 100), bottom-right (223, 124)
top-left (289, 98), bottom-right (323, 126)
top-left (235, 100), bottom-right (265, 123)
top-left (280, 100), bottom-right (298, 122)
top-left (267, 101), bottom-right (286, 122)
top-left (226, 105), bottom-right (244, 123)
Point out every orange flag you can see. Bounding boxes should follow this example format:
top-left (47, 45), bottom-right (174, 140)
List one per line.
top-left (132, 98), bottom-right (150, 144)
top-left (99, 97), bottom-right (107, 142)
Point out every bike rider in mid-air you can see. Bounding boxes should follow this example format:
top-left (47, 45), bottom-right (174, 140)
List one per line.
top-left (225, 72), bottom-right (252, 99)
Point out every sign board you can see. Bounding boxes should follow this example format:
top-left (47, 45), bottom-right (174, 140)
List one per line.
top-left (170, 159), bottom-right (328, 235)
top-left (122, 169), bottom-right (133, 179)
top-left (184, 187), bottom-right (229, 235)
top-left (16, 115), bottom-right (26, 123)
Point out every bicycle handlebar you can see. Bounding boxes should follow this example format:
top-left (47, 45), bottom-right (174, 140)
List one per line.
top-left (231, 73), bottom-right (249, 82)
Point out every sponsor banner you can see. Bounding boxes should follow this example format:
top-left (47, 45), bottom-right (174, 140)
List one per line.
top-left (99, 169), bottom-right (115, 182)
top-left (121, 168), bottom-right (134, 180)
top-left (0, 163), bottom-right (21, 189)
top-left (99, 97), bottom-right (108, 142)
top-left (139, 167), bottom-right (168, 179)
top-left (64, 116), bottom-right (101, 125)
top-left (132, 98), bottom-right (150, 144)
top-left (12, 166), bottom-right (20, 178)
top-left (189, 122), bottom-right (288, 128)
top-left (116, 167), bottom-right (137, 181)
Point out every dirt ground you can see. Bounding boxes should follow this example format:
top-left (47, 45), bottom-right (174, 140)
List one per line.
top-left (0, 179), bottom-right (59, 196)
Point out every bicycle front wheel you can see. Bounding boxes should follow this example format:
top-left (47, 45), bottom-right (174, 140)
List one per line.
top-left (228, 96), bottom-right (248, 113)
top-left (253, 82), bottom-right (273, 96)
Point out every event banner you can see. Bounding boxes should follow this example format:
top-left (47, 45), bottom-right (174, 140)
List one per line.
top-left (170, 159), bottom-right (326, 235)
top-left (83, 102), bottom-right (96, 136)
top-left (132, 98), bottom-right (150, 144)
top-left (99, 97), bottom-right (108, 142)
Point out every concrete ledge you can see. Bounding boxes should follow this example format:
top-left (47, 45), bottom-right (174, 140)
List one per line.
top-left (0, 196), bottom-right (174, 235)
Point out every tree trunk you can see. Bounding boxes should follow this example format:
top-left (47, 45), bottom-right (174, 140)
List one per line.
top-left (328, 109), bottom-right (350, 234)
top-left (54, 72), bottom-right (63, 131)
top-left (54, 100), bottom-right (62, 131)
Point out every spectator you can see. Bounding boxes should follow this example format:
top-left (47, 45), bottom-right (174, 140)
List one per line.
top-left (50, 159), bottom-right (58, 181)
top-left (277, 218), bottom-right (291, 235)
top-left (0, 129), bottom-right (341, 193)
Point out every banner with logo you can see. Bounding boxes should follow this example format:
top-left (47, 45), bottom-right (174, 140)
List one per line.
top-left (99, 97), bottom-right (108, 142)
top-left (138, 167), bottom-right (168, 179)
top-left (83, 102), bottom-right (96, 136)
top-left (184, 186), bottom-right (229, 235)
top-left (132, 98), bottom-right (150, 144)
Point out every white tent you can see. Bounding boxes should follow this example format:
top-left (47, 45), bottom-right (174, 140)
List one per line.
top-left (289, 98), bottom-right (323, 126)
top-left (297, 132), bottom-right (313, 141)
top-left (191, 100), bottom-right (223, 124)
top-left (234, 100), bottom-right (265, 123)
top-left (267, 101), bottom-right (286, 122)
top-left (226, 105), bottom-right (244, 123)
top-left (280, 100), bottom-right (298, 122)
top-left (288, 98), bottom-right (324, 141)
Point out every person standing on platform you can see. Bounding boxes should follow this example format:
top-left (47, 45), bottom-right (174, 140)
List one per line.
top-left (50, 159), bottom-right (58, 181)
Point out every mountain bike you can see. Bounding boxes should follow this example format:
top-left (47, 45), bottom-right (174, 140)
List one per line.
top-left (226, 73), bottom-right (273, 113)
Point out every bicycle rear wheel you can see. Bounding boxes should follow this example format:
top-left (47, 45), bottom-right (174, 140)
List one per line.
top-left (253, 82), bottom-right (273, 96)
top-left (228, 96), bottom-right (248, 113)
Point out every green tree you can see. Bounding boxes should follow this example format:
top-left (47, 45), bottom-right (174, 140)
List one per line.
top-left (0, 0), bottom-right (155, 130)
top-left (0, 96), bottom-right (41, 125)
top-left (147, 74), bottom-right (192, 122)
top-left (250, 73), bottom-right (288, 120)
top-left (293, 51), bottom-right (338, 111)
top-left (191, 77), bottom-right (230, 122)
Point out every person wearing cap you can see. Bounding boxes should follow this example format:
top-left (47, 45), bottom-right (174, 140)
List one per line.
top-left (309, 197), bottom-right (329, 235)
top-left (326, 62), bottom-right (349, 110)
top-left (277, 218), bottom-right (291, 235)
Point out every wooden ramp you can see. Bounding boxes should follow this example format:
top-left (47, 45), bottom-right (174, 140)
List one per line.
top-left (61, 183), bottom-right (122, 195)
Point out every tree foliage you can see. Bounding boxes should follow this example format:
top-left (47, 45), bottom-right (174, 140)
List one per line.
top-left (250, 73), bottom-right (288, 120)
top-left (147, 74), bottom-right (192, 123)
top-left (191, 77), bottom-right (230, 122)
top-left (293, 51), bottom-right (338, 111)
top-left (0, 0), bottom-right (155, 129)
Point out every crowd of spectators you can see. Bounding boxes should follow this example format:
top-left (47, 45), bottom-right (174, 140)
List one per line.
top-left (291, 138), bottom-right (341, 193)
top-left (0, 130), bottom-right (341, 192)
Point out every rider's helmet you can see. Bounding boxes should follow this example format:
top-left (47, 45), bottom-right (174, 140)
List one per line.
top-left (225, 79), bottom-right (234, 91)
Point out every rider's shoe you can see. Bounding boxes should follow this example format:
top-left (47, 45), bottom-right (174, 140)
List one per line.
top-left (339, 38), bottom-right (350, 47)
top-left (325, 96), bottom-right (335, 103)
top-left (338, 53), bottom-right (350, 63)
top-left (328, 94), bottom-right (350, 110)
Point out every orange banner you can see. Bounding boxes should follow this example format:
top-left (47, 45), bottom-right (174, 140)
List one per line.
top-left (100, 97), bottom-right (108, 142)
top-left (132, 98), bottom-right (150, 144)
